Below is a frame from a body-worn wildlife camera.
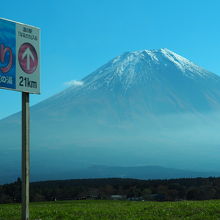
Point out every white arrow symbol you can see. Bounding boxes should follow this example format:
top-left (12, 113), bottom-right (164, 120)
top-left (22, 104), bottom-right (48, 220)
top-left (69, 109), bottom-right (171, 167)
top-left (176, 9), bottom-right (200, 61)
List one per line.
top-left (22, 47), bottom-right (34, 70)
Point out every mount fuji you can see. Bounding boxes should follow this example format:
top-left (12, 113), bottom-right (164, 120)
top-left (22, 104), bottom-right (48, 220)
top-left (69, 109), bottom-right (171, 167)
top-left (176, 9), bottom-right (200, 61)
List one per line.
top-left (1, 48), bottom-right (220, 183)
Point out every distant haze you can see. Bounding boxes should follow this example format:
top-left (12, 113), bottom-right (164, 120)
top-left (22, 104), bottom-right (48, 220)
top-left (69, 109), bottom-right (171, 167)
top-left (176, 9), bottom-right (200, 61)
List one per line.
top-left (1, 48), bottom-right (220, 183)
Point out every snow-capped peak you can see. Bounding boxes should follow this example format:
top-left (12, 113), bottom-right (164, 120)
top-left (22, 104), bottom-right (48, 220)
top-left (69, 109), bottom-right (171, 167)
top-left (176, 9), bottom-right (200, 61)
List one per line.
top-left (63, 48), bottom-right (218, 95)
top-left (108, 48), bottom-right (215, 79)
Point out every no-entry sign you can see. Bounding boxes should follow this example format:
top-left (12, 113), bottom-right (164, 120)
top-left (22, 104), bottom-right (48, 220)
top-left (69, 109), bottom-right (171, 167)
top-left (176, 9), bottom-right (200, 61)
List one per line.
top-left (0, 18), bottom-right (40, 94)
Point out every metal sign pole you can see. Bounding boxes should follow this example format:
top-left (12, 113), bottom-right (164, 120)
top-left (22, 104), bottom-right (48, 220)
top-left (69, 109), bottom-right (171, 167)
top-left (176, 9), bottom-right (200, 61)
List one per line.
top-left (22, 92), bottom-right (30, 220)
top-left (0, 18), bottom-right (39, 220)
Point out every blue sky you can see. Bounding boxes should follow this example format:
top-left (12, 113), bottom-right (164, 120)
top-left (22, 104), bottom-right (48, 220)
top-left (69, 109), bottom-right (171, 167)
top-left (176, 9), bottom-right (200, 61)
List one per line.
top-left (0, 0), bottom-right (220, 119)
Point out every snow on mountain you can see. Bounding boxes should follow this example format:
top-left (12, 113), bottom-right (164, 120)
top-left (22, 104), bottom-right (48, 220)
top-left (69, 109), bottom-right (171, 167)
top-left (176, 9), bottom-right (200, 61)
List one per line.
top-left (56, 48), bottom-right (218, 97)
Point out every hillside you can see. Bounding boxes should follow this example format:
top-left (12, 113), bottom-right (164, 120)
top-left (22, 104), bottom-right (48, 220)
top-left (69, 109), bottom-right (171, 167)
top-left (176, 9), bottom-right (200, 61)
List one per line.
top-left (1, 48), bottom-right (220, 182)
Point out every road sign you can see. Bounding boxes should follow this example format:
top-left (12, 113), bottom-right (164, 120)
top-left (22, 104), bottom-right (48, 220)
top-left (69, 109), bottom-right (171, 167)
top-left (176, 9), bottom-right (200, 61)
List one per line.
top-left (0, 18), bottom-right (40, 220)
top-left (0, 18), bottom-right (40, 94)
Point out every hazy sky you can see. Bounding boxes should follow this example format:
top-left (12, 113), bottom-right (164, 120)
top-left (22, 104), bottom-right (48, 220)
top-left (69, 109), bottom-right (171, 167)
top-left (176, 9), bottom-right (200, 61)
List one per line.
top-left (0, 0), bottom-right (220, 119)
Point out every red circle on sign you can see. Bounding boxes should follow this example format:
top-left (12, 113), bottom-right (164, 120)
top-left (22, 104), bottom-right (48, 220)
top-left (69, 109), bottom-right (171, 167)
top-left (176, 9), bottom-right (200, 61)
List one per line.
top-left (18, 43), bottom-right (38, 74)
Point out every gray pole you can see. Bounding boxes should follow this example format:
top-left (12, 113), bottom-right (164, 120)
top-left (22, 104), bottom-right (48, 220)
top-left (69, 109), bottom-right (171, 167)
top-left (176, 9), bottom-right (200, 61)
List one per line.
top-left (22, 92), bottom-right (30, 220)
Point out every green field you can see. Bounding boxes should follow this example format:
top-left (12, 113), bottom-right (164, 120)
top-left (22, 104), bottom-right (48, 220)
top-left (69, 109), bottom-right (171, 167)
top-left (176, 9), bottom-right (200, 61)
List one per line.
top-left (1, 200), bottom-right (220, 220)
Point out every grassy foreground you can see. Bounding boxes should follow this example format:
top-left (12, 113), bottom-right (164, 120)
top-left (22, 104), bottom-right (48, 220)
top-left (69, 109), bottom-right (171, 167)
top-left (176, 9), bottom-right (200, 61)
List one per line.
top-left (1, 200), bottom-right (220, 220)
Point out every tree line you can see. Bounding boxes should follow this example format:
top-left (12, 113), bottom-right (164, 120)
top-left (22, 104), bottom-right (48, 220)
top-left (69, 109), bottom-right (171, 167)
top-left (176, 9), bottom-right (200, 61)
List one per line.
top-left (0, 177), bottom-right (220, 203)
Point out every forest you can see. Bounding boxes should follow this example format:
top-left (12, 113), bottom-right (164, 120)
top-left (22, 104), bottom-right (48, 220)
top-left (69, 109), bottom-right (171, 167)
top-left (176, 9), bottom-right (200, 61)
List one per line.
top-left (0, 177), bottom-right (219, 203)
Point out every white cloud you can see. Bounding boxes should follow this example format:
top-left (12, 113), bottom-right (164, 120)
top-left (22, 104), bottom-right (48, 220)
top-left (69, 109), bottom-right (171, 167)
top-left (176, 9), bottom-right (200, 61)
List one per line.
top-left (65, 80), bottom-right (84, 87)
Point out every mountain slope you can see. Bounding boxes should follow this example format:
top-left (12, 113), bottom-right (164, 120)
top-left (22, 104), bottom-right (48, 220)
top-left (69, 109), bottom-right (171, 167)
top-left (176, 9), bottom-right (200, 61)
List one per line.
top-left (1, 48), bottom-right (220, 183)
top-left (41, 48), bottom-right (220, 115)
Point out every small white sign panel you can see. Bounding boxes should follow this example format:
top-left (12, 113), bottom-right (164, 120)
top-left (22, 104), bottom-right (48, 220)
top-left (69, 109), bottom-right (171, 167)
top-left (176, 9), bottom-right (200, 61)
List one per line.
top-left (0, 18), bottom-right (40, 94)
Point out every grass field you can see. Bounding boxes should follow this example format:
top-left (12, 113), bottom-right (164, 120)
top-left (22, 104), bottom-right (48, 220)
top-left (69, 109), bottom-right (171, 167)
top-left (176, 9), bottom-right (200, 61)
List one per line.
top-left (1, 200), bottom-right (220, 220)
